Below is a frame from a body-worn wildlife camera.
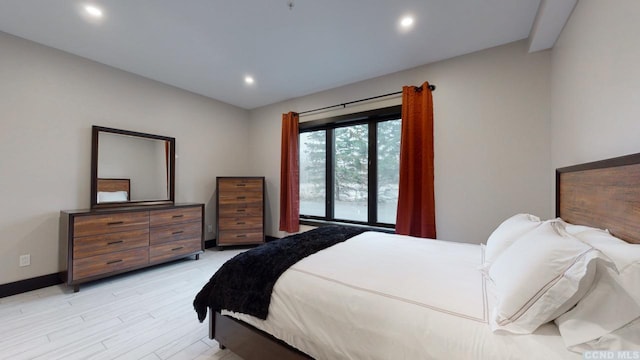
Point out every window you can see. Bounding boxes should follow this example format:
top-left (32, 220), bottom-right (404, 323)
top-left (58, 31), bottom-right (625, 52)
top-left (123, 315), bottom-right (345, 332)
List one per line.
top-left (299, 106), bottom-right (401, 228)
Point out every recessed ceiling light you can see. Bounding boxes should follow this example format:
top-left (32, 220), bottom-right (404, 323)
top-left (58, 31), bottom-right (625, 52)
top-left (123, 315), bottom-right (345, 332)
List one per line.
top-left (85, 5), bottom-right (103, 18)
top-left (244, 76), bottom-right (255, 85)
top-left (400, 16), bottom-right (414, 29)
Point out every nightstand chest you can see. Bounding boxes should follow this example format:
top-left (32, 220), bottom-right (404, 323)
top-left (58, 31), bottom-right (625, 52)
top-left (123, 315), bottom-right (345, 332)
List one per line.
top-left (216, 177), bottom-right (265, 246)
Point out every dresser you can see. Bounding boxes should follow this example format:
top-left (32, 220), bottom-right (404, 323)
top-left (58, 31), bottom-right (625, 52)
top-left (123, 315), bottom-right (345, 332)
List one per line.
top-left (216, 177), bottom-right (265, 246)
top-left (60, 203), bottom-right (204, 292)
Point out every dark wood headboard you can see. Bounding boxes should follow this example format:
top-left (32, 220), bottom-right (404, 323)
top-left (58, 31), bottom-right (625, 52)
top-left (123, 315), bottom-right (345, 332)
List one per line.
top-left (97, 178), bottom-right (131, 200)
top-left (556, 153), bottom-right (640, 244)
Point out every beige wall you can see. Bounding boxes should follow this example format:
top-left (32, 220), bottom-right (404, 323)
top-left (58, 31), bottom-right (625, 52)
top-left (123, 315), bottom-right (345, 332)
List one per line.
top-left (0, 32), bottom-right (251, 285)
top-left (249, 40), bottom-right (552, 244)
top-left (550, 0), bottom-right (640, 169)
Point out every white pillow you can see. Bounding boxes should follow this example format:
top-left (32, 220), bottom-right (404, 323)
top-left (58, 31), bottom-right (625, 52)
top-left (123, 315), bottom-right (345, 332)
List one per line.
top-left (97, 191), bottom-right (128, 203)
top-left (576, 317), bottom-right (640, 351)
top-left (555, 261), bottom-right (640, 352)
top-left (488, 221), bottom-right (610, 334)
top-left (573, 229), bottom-right (640, 305)
top-left (484, 214), bottom-right (541, 264)
top-left (560, 220), bottom-right (609, 236)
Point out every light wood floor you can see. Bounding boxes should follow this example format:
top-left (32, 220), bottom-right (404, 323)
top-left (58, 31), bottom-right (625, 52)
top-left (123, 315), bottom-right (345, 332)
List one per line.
top-left (0, 249), bottom-right (246, 360)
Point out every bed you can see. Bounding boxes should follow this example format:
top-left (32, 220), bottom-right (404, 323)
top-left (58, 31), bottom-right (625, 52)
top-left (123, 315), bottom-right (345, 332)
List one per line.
top-left (194, 153), bottom-right (640, 359)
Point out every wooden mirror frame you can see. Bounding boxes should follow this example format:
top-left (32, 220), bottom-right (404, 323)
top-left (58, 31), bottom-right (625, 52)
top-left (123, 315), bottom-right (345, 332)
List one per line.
top-left (90, 126), bottom-right (176, 209)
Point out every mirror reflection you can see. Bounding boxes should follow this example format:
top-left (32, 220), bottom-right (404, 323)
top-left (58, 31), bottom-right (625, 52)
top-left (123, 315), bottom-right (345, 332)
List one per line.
top-left (97, 132), bottom-right (169, 203)
top-left (91, 126), bottom-right (175, 208)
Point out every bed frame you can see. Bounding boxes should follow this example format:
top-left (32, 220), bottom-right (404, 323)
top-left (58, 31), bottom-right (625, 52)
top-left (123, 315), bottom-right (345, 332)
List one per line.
top-left (210, 152), bottom-right (640, 359)
top-left (96, 178), bottom-right (131, 200)
top-left (211, 312), bottom-right (312, 359)
top-left (556, 152), bottom-right (640, 244)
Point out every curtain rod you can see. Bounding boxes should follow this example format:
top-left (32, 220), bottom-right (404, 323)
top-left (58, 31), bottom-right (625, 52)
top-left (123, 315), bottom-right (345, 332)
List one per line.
top-left (298, 84), bottom-right (436, 115)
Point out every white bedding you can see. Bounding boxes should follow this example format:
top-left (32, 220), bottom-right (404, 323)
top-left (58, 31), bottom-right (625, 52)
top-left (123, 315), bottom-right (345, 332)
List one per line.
top-left (224, 232), bottom-right (580, 359)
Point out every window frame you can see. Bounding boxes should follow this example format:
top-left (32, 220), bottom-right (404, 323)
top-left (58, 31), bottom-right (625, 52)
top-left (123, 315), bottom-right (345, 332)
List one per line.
top-left (299, 105), bottom-right (402, 229)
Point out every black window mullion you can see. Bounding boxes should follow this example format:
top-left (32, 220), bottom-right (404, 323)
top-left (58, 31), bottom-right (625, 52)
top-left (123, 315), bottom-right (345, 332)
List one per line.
top-left (326, 128), bottom-right (335, 220)
top-left (368, 121), bottom-right (377, 224)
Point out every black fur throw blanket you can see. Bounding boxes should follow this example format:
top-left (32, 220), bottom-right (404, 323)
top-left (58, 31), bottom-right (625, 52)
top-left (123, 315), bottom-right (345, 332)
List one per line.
top-left (193, 225), bottom-right (368, 322)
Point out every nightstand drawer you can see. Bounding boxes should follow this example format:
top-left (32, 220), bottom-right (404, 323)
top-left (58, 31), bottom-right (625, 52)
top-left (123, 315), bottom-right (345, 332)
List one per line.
top-left (149, 238), bottom-right (202, 263)
top-left (73, 228), bottom-right (149, 259)
top-left (218, 192), bottom-right (263, 207)
top-left (150, 222), bottom-right (202, 245)
top-left (218, 206), bottom-right (263, 218)
top-left (217, 178), bottom-right (263, 193)
top-left (149, 207), bottom-right (202, 227)
top-left (218, 217), bottom-right (262, 230)
top-left (72, 248), bottom-right (148, 280)
top-left (218, 229), bottom-right (264, 244)
top-left (73, 212), bottom-right (149, 237)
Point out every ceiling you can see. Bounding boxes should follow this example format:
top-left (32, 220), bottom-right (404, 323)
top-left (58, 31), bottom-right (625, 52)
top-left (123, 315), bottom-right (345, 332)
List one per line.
top-left (0, 0), bottom-right (551, 110)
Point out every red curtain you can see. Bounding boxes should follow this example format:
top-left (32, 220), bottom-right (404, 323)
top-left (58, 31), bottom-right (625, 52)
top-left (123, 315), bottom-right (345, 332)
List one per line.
top-left (395, 81), bottom-right (436, 238)
top-left (279, 112), bottom-right (300, 233)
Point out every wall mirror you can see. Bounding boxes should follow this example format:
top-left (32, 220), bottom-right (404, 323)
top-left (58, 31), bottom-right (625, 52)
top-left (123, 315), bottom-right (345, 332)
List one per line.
top-left (91, 126), bottom-right (175, 209)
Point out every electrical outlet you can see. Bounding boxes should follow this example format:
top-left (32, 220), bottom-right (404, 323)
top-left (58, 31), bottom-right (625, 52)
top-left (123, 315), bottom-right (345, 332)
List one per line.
top-left (19, 254), bottom-right (30, 267)
top-left (207, 224), bottom-right (213, 233)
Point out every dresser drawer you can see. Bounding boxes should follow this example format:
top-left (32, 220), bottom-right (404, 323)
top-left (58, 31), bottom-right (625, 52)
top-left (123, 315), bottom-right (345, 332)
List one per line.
top-left (218, 205), bottom-right (263, 218)
top-left (218, 193), bottom-right (263, 207)
top-left (150, 206), bottom-right (202, 227)
top-left (218, 178), bottom-right (263, 193)
top-left (73, 212), bottom-right (149, 237)
top-left (72, 248), bottom-right (149, 281)
top-left (218, 229), bottom-right (264, 245)
top-left (149, 238), bottom-right (202, 263)
top-left (150, 222), bottom-right (202, 245)
top-left (74, 228), bottom-right (149, 259)
top-left (218, 217), bottom-right (263, 231)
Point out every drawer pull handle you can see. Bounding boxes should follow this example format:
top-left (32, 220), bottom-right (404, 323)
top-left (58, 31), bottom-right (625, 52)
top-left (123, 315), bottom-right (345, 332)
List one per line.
top-left (236, 209), bottom-right (246, 213)
top-left (237, 196), bottom-right (246, 200)
top-left (107, 240), bottom-right (124, 245)
top-left (107, 259), bottom-right (123, 265)
top-left (172, 231), bottom-right (184, 235)
top-left (236, 183), bottom-right (246, 187)
top-left (172, 215), bottom-right (184, 218)
top-left (236, 234), bottom-right (247, 238)
top-left (107, 221), bottom-right (124, 226)
top-left (236, 222), bottom-right (245, 225)
top-left (171, 246), bottom-right (184, 251)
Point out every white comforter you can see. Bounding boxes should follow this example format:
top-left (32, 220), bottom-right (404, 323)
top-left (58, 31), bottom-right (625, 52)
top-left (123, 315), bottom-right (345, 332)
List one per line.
top-left (225, 231), bottom-right (580, 359)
